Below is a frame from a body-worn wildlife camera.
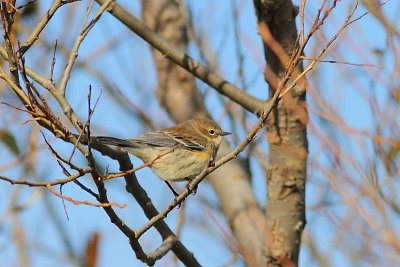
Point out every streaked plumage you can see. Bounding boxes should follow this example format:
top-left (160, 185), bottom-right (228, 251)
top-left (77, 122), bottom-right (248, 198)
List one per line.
top-left (93, 118), bottom-right (231, 182)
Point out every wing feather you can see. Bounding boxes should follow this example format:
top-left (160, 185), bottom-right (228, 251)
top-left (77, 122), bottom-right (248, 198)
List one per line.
top-left (95, 131), bottom-right (206, 151)
top-left (134, 131), bottom-right (206, 151)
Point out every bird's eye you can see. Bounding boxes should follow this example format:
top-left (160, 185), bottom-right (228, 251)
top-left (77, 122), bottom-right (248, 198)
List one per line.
top-left (208, 129), bottom-right (215, 135)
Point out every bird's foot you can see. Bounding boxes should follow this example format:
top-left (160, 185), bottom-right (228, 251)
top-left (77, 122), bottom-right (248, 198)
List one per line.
top-left (185, 179), bottom-right (198, 195)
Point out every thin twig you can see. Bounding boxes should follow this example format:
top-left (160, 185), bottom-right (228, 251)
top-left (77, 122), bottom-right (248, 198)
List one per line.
top-left (46, 184), bottom-right (127, 208)
top-left (279, 2), bottom-right (362, 99)
top-left (299, 56), bottom-right (385, 68)
top-left (1, 101), bottom-right (38, 116)
top-left (59, 184), bottom-right (70, 220)
top-left (42, 132), bottom-right (83, 172)
top-left (17, 48), bottom-right (71, 138)
top-left (16, 0), bottom-right (37, 10)
top-left (87, 85), bottom-right (92, 154)
top-left (68, 86), bottom-right (101, 163)
top-left (99, 145), bottom-right (179, 180)
top-left (95, 0), bottom-right (264, 115)
top-left (0, 44), bottom-right (87, 135)
top-left (49, 40), bottom-right (58, 81)
top-left (0, 168), bottom-right (92, 187)
top-left (1, 0), bottom-right (20, 13)
top-left (18, 0), bottom-right (78, 55)
top-left (59, 0), bottom-right (114, 95)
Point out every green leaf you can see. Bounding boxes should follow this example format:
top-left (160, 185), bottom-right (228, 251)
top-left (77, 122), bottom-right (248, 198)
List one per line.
top-left (0, 130), bottom-right (20, 155)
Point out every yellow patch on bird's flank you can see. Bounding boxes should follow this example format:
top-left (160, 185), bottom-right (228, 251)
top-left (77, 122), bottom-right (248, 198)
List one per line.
top-left (191, 150), bottom-right (211, 160)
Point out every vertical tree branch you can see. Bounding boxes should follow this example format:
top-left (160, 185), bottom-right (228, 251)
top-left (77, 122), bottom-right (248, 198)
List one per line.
top-left (253, 0), bottom-right (308, 266)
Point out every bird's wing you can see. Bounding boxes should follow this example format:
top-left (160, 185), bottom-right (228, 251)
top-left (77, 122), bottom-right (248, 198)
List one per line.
top-left (133, 131), bottom-right (206, 151)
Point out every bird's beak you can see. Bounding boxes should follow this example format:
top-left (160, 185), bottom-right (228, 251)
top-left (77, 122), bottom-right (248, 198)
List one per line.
top-left (220, 131), bottom-right (232, 136)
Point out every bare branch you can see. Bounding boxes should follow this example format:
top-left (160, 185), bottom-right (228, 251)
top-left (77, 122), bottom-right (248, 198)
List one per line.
top-left (0, 168), bottom-right (92, 187)
top-left (94, 0), bottom-right (264, 115)
top-left (46, 183), bottom-right (127, 208)
top-left (59, 0), bottom-right (114, 95)
top-left (299, 56), bottom-right (385, 68)
top-left (18, 0), bottom-right (79, 55)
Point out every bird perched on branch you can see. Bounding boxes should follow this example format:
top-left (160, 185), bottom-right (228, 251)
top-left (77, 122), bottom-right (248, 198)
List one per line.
top-left (84, 118), bottom-right (231, 196)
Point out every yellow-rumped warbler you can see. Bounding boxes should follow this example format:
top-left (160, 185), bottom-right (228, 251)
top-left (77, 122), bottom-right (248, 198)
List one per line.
top-left (90, 118), bottom-right (231, 193)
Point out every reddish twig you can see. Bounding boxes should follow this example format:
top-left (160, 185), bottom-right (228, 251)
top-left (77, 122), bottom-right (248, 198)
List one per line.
top-left (1, 101), bottom-right (39, 117)
top-left (100, 145), bottom-right (179, 180)
top-left (279, 2), bottom-right (362, 99)
top-left (46, 184), bottom-right (127, 208)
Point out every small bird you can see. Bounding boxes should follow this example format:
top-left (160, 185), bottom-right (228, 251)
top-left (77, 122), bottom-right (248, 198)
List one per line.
top-left (90, 118), bottom-right (231, 195)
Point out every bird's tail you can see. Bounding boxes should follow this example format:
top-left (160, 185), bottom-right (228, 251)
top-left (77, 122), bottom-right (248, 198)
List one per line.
top-left (73, 134), bottom-right (136, 148)
top-left (94, 136), bottom-right (136, 148)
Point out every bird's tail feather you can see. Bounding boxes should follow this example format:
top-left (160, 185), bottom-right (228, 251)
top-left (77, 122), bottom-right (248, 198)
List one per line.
top-left (95, 136), bottom-right (136, 148)
top-left (73, 134), bottom-right (136, 148)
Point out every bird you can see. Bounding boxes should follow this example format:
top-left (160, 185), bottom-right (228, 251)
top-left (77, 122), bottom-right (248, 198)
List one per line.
top-left (88, 118), bottom-right (231, 196)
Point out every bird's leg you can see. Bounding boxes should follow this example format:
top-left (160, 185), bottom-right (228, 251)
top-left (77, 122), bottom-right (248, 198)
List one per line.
top-left (164, 181), bottom-right (182, 208)
top-left (165, 181), bottom-right (179, 198)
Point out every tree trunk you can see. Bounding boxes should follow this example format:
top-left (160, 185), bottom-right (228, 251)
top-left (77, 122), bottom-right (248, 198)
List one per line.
top-left (253, 0), bottom-right (308, 266)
